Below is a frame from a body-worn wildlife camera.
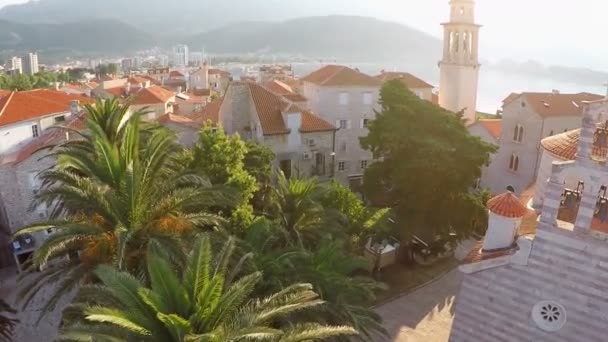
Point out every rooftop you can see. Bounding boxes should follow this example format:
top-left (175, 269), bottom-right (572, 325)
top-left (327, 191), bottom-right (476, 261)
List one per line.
top-left (503, 92), bottom-right (603, 117)
top-left (541, 128), bottom-right (607, 160)
top-left (0, 89), bottom-right (92, 128)
top-left (130, 85), bottom-right (175, 105)
top-left (300, 65), bottom-right (381, 87)
top-left (375, 71), bottom-right (434, 89)
top-left (477, 119), bottom-right (502, 140)
top-left (487, 192), bottom-right (529, 218)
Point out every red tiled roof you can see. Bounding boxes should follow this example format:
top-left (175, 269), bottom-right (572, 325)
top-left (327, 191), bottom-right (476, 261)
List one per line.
top-left (246, 82), bottom-right (334, 135)
top-left (169, 70), bottom-right (185, 78)
top-left (131, 86), bottom-right (175, 105)
top-left (505, 92), bottom-right (603, 117)
top-left (487, 192), bottom-right (529, 218)
top-left (157, 113), bottom-right (199, 129)
top-left (0, 90), bottom-right (92, 127)
top-left (265, 80), bottom-right (294, 95)
top-left (301, 65), bottom-right (381, 87)
top-left (0, 90), bottom-right (11, 97)
top-left (282, 93), bottom-right (307, 103)
top-left (128, 76), bottom-right (150, 84)
top-left (105, 86), bottom-right (128, 97)
top-left (375, 71), bottom-right (434, 89)
top-left (191, 101), bottom-right (221, 126)
top-left (478, 119), bottom-right (502, 139)
top-left (300, 111), bottom-right (335, 133)
top-left (540, 128), bottom-right (607, 160)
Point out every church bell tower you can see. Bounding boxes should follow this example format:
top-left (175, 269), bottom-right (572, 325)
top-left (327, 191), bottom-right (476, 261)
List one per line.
top-left (439, 0), bottom-right (481, 124)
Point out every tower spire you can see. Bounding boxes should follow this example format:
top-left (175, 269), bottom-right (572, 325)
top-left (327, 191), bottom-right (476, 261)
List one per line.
top-left (439, 0), bottom-right (481, 124)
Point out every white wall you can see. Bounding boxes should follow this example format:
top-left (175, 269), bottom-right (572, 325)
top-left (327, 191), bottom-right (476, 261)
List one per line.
top-left (0, 111), bottom-right (72, 154)
top-left (483, 212), bottom-right (521, 250)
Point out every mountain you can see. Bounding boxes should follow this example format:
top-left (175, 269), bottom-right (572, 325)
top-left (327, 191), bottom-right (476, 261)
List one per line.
top-left (0, 0), bottom-right (379, 33)
top-left (0, 19), bottom-right (154, 53)
top-left (188, 16), bottom-right (441, 63)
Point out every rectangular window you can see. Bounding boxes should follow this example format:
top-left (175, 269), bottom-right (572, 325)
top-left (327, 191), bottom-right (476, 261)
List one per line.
top-left (338, 161), bottom-right (346, 172)
top-left (54, 115), bottom-right (66, 123)
top-left (363, 92), bottom-right (373, 105)
top-left (361, 118), bottom-right (370, 128)
top-left (32, 124), bottom-right (39, 138)
top-left (339, 92), bottom-right (349, 105)
top-left (361, 160), bottom-right (368, 170)
top-left (339, 120), bottom-right (348, 129)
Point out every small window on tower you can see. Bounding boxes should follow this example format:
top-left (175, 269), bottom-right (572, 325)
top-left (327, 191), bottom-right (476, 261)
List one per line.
top-left (460, 7), bottom-right (465, 15)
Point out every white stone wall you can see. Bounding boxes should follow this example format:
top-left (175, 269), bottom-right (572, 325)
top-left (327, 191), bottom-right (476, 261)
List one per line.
top-left (302, 82), bottom-right (379, 184)
top-left (532, 150), bottom-right (565, 208)
top-left (0, 111), bottom-right (72, 154)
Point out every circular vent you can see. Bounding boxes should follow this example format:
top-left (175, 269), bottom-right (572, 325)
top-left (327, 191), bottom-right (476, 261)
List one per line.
top-left (532, 301), bottom-right (567, 332)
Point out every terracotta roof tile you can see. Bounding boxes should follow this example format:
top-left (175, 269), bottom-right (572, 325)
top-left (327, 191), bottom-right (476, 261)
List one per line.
top-left (506, 92), bottom-right (603, 117)
top-left (191, 101), bottom-right (221, 126)
top-left (0, 90), bottom-right (92, 127)
top-left (157, 113), bottom-right (199, 129)
top-left (282, 93), bottom-right (307, 103)
top-left (487, 192), bottom-right (529, 218)
top-left (375, 71), bottom-right (434, 88)
top-left (541, 129), bottom-right (608, 160)
top-left (131, 86), bottom-right (175, 105)
top-left (478, 119), bottom-right (502, 139)
top-left (300, 111), bottom-right (335, 133)
top-left (265, 80), bottom-right (294, 95)
top-left (248, 83), bottom-right (290, 135)
top-left (169, 70), bottom-right (185, 78)
top-left (301, 65), bottom-right (381, 87)
top-left (127, 76), bottom-right (150, 84)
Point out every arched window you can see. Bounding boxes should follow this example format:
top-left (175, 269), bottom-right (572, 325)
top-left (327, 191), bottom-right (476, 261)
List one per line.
top-left (518, 125), bottom-right (524, 142)
top-left (513, 124), bottom-right (524, 142)
top-left (509, 154), bottom-right (520, 172)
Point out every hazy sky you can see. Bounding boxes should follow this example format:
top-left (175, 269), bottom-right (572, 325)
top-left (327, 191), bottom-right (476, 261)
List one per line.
top-left (0, 0), bottom-right (605, 69)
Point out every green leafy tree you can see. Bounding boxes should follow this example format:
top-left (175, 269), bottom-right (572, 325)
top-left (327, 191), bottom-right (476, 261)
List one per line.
top-left (187, 125), bottom-right (258, 228)
top-left (15, 99), bottom-right (232, 319)
top-left (360, 80), bottom-right (496, 241)
top-left (244, 141), bottom-right (275, 211)
top-left (60, 235), bottom-right (356, 341)
top-left (0, 300), bottom-right (18, 342)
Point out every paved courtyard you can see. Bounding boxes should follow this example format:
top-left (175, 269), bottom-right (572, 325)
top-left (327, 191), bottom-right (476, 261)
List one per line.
top-left (374, 269), bottom-right (463, 342)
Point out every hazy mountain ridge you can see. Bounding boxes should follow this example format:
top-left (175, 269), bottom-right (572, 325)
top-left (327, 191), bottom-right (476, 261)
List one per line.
top-left (0, 19), bottom-right (155, 52)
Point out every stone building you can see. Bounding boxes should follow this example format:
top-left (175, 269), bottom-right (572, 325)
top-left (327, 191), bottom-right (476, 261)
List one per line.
top-left (450, 98), bottom-right (608, 341)
top-left (481, 92), bottom-right (602, 195)
top-left (375, 71), bottom-right (435, 102)
top-left (300, 65), bottom-right (381, 186)
top-left (0, 90), bottom-right (90, 269)
top-left (219, 81), bottom-right (336, 179)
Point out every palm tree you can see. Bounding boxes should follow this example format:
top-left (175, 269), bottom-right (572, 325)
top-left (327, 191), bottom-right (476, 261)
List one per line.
top-left (237, 219), bottom-right (387, 341)
top-left (0, 300), bottom-right (18, 342)
top-left (59, 235), bottom-right (356, 341)
top-left (15, 99), bottom-right (233, 319)
top-left (269, 173), bottom-right (345, 247)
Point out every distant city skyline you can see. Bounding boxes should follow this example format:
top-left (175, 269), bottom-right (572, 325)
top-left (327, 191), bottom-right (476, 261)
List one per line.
top-left (1, 0), bottom-right (607, 70)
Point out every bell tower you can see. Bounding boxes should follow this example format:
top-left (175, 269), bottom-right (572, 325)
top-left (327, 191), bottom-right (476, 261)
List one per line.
top-left (439, 0), bottom-right (481, 124)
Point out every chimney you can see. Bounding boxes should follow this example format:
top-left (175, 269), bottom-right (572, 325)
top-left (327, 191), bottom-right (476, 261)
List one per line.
top-left (177, 86), bottom-right (182, 94)
top-left (482, 192), bottom-right (528, 251)
top-left (125, 82), bottom-right (131, 96)
top-left (552, 89), bottom-right (560, 95)
top-left (70, 100), bottom-right (80, 115)
top-left (54, 82), bottom-right (60, 91)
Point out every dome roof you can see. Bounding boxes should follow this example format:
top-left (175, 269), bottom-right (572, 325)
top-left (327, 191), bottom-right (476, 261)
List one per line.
top-left (540, 129), bottom-right (580, 160)
top-left (487, 192), bottom-right (528, 218)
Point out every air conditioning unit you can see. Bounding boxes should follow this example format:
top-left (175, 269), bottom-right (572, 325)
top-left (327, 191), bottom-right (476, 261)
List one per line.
top-left (303, 152), bottom-right (312, 160)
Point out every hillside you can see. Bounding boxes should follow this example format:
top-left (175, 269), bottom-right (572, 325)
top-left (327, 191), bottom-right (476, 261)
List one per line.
top-left (188, 16), bottom-right (441, 63)
top-left (0, 0), bottom-right (377, 33)
top-left (0, 19), bottom-right (155, 53)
